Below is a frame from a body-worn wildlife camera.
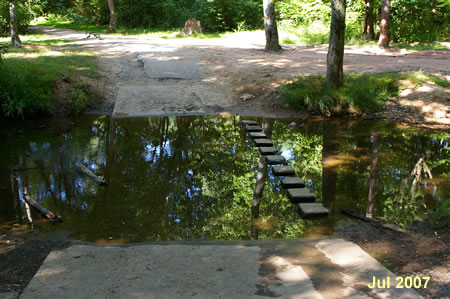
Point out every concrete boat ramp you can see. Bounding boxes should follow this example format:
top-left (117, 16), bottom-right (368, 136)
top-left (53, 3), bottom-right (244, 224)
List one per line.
top-left (20, 238), bottom-right (421, 298)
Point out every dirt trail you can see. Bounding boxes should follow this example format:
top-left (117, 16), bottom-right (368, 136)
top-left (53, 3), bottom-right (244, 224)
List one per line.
top-left (33, 26), bottom-right (449, 126)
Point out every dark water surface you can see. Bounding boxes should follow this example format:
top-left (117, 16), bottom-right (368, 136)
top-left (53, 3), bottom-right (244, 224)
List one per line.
top-left (0, 115), bottom-right (448, 243)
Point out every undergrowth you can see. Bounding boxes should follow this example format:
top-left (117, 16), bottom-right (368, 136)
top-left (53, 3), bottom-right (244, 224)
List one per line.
top-left (0, 40), bottom-right (97, 118)
top-left (281, 72), bottom-right (448, 115)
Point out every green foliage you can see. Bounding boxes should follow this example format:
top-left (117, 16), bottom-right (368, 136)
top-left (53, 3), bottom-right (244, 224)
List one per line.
top-left (281, 73), bottom-right (403, 114)
top-left (0, 0), bottom-right (34, 36)
top-left (390, 0), bottom-right (449, 43)
top-left (430, 198), bottom-right (450, 229)
top-left (70, 88), bottom-right (89, 115)
top-left (281, 72), bottom-right (449, 115)
top-left (0, 40), bottom-right (97, 118)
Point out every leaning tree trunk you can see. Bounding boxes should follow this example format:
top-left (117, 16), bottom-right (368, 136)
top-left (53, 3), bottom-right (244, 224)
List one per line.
top-left (263, 0), bottom-right (281, 52)
top-left (9, 0), bottom-right (21, 47)
top-left (378, 0), bottom-right (390, 48)
top-left (326, 0), bottom-right (346, 88)
top-left (107, 0), bottom-right (117, 33)
top-left (363, 0), bottom-right (375, 40)
top-left (366, 132), bottom-right (381, 218)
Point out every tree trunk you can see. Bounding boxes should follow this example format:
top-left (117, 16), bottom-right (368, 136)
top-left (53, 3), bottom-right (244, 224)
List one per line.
top-left (326, 0), bottom-right (346, 88)
top-left (9, 0), bottom-right (21, 47)
top-left (107, 0), bottom-right (117, 33)
top-left (363, 0), bottom-right (375, 40)
top-left (263, 0), bottom-right (281, 52)
top-left (251, 119), bottom-right (274, 240)
top-left (378, 0), bottom-right (390, 48)
top-left (366, 133), bottom-right (381, 218)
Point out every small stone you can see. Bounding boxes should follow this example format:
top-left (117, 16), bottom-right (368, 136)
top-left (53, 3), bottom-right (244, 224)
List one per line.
top-left (253, 139), bottom-right (273, 147)
top-left (281, 177), bottom-right (305, 189)
top-left (108, 237), bottom-right (113, 240)
top-left (288, 122), bottom-right (297, 127)
top-left (245, 125), bottom-right (263, 132)
top-left (259, 147), bottom-right (278, 155)
top-left (240, 94), bottom-right (255, 101)
top-left (298, 203), bottom-right (329, 218)
top-left (272, 166), bottom-right (296, 176)
top-left (265, 155), bottom-right (285, 165)
top-left (248, 132), bottom-right (267, 139)
top-left (287, 188), bottom-right (316, 203)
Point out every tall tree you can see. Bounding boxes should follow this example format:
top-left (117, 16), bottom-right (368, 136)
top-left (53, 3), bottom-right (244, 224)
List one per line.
top-left (326, 0), bottom-right (346, 87)
top-left (363, 0), bottom-right (375, 40)
top-left (366, 133), bottom-right (381, 218)
top-left (263, 0), bottom-right (281, 51)
top-left (9, 0), bottom-right (21, 47)
top-left (378, 0), bottom-right (390, 48)
top-left (107, 0), bottom-right (117, 33)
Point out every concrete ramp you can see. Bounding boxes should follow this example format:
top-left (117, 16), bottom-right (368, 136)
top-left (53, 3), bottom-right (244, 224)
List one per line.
top-left (21, 239), bottom-right (422, 298)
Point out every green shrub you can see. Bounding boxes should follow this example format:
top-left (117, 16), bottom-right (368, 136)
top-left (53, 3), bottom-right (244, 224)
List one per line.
top-left (0, 62), bottom-right (51, 117)
top-left (281, 73), bottom-right (406, 115)
top-left (69, 88), bottom-right (89, 115)
top-left (0, 0), bottom-right (34, 36)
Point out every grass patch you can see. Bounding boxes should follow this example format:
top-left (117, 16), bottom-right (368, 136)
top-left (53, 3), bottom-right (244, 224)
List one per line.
top-left (0, 40), bottom-right (97, 118)
top-left (391, 42), bottom-right (449, 51)
top-left (281, 72), bottom-right (447, 115)
top-left (370, 252), bottom-right (398, 274)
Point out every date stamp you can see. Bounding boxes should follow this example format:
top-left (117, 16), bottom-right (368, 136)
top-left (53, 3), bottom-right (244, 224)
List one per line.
top-left (368, 276), bottom-right (430, 289)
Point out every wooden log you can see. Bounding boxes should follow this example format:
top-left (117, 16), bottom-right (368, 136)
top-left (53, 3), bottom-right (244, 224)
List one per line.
top-left (341, 209), bottom-right (405, 233)
top-left (23, 189), bottom-right (62, 222)
top-left (77, 164), bottom-right (107, 185)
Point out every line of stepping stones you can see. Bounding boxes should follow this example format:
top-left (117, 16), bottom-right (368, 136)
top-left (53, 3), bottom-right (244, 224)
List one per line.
top-left (242, 120), bottom-right (329, 218)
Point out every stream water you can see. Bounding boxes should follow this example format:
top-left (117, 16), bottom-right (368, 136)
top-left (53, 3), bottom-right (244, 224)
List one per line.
top-left (0, 115), bottom-right (448, 243)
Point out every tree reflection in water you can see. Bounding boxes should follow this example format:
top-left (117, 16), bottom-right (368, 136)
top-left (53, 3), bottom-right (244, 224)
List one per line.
top-left (0, 116), bottom-right (448, 242)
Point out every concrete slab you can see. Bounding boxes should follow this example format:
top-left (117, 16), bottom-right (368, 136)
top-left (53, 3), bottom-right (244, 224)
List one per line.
top-left (281, 177), bottom-right (305, 189)
top-left (21, 239), bottom-right (422, 299)
top-left (265, 155), bottom-right (285, 165)
top-left (241, 120), bottom-right (258, 126)
top-left (259, 147), bottom-right (278, 155)
top-left (298, 203), bottom-right (329, 218)
top-left (141, 59), bottom-right (202, 80)
top-left (287, 188), bottom-right (316, 203)
top-left (253, 139), bottom-right (273, 147)
top-left (112, 85), bottom-right (233, 117)
top-left (272, 165), bottom-right (296, 176)
top-left (248, 132), bottom-right (267, 139)
top-left (245, 125), bottom-right (263, 132)
top-left (21, 245), bottom-right (261, 299)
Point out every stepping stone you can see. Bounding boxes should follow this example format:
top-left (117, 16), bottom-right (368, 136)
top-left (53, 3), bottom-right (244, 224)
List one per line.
top-left (253, 139), bottom-right (273, 147)
top-left (259, 147), bottom-right (278, 155)
top-left (281, 177), bottom-right (305, 189)
top-left (298, 203), bottom-right (329, 218)
top-left (287, 188), bottom-right (316, 203)
top-left (248, 132), bottom-right (267, 139)
top-left (265, 155), bottom-right (285, 165)
top-left (272, 166), bottom-right (295, 176)
top-left (241, 120), bottom-right (258, 126)
top-left (245, 125), bottom-right (263, 132)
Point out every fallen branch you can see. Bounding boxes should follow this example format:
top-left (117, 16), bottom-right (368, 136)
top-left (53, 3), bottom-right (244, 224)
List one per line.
top-left (341, 209), bottom-right (405, 233)
top-left (77, 164), bottom-right (107, 185)
top-left (23, 188), bottom-right (62, 222)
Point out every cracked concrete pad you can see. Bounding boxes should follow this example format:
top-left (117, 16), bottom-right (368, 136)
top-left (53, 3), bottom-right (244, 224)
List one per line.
top-left (21, 244), bottom-right (262, 299)
top-left (316, 239), bottom-right (422, 299)
top-left (112, 84), bottom-right (233, 117)
top-left (140, 59), bottom-right (202, 80)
